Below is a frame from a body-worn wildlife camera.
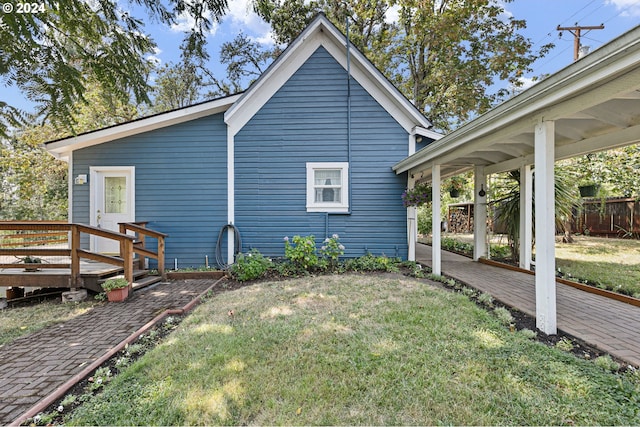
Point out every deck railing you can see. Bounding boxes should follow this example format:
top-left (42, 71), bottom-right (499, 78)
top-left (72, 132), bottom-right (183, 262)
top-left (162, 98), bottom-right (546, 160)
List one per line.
top-left (0, 221), bottom-right (167, 287)
top-left (120, 222), bottom-right (167, 280)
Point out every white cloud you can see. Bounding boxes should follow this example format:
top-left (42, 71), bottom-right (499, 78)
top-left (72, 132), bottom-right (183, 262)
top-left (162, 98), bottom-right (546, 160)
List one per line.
top-left (606, 0), bottom-right (640, 17)
top-left (225, 0), bottom-right (274, 45)
top-left (170, 10), bottom-right (220, 35)
top-left (385, 4), bottom-right (400, 24)
top-left (518, 76), bottom-right (537, 91)
top-left (146, 47), bottom-right (162, 65)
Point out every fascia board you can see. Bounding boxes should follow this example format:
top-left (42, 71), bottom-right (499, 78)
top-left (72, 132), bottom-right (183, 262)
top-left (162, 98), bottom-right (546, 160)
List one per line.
top-left (46, 95), bottom-right (241, 158)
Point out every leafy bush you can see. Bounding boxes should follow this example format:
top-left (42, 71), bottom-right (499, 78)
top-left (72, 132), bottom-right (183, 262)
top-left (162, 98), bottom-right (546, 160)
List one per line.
top-left (493, 307), bottom-right (514, 326)
top-left (343, 254), bottom-right (400, 273)
top-left (229, 249), bottom-right (273, 282)
top-left (319, 234), bottom-right (345, 268)
top-left (417, 205), bottom-right (432, 234)
top-left (284, 235), bottom-right (319, 270)
top-left (594, 355), bottom-right (620, 372)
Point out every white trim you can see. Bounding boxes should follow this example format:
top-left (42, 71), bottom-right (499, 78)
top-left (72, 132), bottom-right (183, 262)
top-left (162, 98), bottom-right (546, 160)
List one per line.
top-left (413, 126), bottom-right (445, 142)
top-left (224, 15), bottom-right (430, 136)
top-left (46, 95), bottom-right (241, 161)
top-left (306, 162), bottom-right (349, 213)
top-left (67, 151), bottom-right (73, 222)
top-left (227, 131), bottom-right (235, 264)
top-left (89, 166), bottom-right (135, 252)
top-left (473, 166), bottom-right (487, 260)
top-left (431, 164), bottom-right (441, 276)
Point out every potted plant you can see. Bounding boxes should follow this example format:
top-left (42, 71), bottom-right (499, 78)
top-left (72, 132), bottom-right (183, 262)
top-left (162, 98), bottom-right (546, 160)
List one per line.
top-left (578, 181), bottom-right (600, 198)
top-left (447, 176), bottom-right (466, 198)
top-left (17, 255), bottom-right (43, 272)
top-left (402, 183), bottom-right (433, 207)
top-left (101, 277), bottom-right (130, 302)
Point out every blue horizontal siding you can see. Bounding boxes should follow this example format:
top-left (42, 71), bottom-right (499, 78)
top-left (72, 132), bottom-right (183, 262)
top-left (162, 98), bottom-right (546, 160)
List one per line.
top-left (72, 114), bottom-right (228, 269)
top-left (235, 46), bottom-right (409, 260)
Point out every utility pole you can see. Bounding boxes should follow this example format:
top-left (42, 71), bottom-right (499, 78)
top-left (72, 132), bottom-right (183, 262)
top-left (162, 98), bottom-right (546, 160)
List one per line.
top-left (557, 23), bottom-right (605, 61)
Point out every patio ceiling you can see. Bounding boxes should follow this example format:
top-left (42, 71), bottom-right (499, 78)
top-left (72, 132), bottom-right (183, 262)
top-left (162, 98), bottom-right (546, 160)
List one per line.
top-left (394, 24), bottom-right (640, 181)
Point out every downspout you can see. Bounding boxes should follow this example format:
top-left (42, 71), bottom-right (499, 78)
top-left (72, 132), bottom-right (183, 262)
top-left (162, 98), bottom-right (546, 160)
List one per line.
top-left (325, 11), bottom-right (353, 238)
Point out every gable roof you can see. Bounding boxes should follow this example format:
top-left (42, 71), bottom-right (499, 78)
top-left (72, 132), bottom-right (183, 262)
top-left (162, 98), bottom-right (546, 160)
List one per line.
top-left (224, 13), bottom-right (431, 136)
top-left (46, 94), bottom-right (242, 161)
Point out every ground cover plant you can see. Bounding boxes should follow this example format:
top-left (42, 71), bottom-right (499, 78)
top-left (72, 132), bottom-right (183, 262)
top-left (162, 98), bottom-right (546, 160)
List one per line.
top-left (65, 274), bottom-right (640, 426)
top-left (0, 299), bottom-right (101, 346)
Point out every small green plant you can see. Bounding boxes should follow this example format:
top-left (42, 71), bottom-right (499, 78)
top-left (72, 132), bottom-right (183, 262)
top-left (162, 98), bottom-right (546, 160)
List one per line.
top-left (88, 367), bottom-right (112, 392)
top-left (101, 277), bottom-right (129, 292)
top-left (593, 354), bottom-right (620, 372)
top-left (493, 307), bottom-right (513, 326)
top-left (556, 337), bottom-right (575, 352)
top-left (125, 343), bottom-right (144, 356)
top-left (518, 329), bottom-right (537, 340)
top-left (343, 254), bottom-right (400, 273)
top-left (229, 249), bottom-right (273, 281)
top-left (319, 234), bottom-right (345, 269)
top-left (461, 287), bottom-right (476, 298)
top-left (94, 292), bottom-right (107, 302)
top-left (477, 292), bottom-right (494, 307)
top-left (61, 394), bottom-right (77, 407)
top-left (284, 235), bottom-right (319, 270)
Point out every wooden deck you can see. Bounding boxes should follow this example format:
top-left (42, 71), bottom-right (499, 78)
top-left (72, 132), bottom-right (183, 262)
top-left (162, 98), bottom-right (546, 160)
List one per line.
top-left (416, 243), bottom-right (640, 368)
top-left (0, 221), bottom-right (167, 293)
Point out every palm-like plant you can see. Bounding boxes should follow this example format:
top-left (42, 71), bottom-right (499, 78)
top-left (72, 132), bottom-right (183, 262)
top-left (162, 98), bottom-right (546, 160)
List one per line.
top-left (492, 167), bottom-right (579, 263)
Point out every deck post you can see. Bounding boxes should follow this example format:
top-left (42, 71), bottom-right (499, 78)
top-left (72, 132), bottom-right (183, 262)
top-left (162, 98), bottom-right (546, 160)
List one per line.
top-left (534, 120), bottom-right (557, 335)
top-left (432, 164), bottom-right (441, 276)
top-left (70, 225), bottom-right (81, 289)
top-left (123, 240), bottom-right (134, 286)
top-left (473, 166), bottom-right (487, 260)
top-left (519, 164), bottom-right (533, 270)
top-left (158, 236), bottom-right (166, 280)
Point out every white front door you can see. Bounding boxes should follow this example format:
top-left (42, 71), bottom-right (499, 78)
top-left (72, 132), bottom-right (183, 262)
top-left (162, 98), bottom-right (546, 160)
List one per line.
top-left (90, 167), bottom-right (135, 254)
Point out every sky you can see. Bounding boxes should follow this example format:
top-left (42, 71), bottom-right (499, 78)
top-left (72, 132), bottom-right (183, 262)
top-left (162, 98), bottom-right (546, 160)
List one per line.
top-left (4, 0), bottom-right (640, 114)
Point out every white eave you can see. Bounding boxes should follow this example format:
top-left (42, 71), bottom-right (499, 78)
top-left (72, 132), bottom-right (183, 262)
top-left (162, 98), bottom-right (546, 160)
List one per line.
top-left (393, 24), bottom-right (640, 180)
top-left (224, 13), bottom-right (431, 136)
top-left (46, 94), bottom-right (242, 161)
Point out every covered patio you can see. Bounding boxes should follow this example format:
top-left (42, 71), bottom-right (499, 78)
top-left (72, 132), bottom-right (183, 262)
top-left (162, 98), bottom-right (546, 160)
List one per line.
top-left (394, 25), bottom-right (640, 335)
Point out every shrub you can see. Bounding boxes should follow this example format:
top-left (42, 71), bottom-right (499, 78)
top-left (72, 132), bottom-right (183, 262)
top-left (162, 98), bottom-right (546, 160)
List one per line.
top-left (344, 254), bottom-right (400, 273)
top-left (493, 307), bottom-right (513, 326)
top-left (319, 234), bottom-right (345, 268)
top-left (594, 355), bottom-right (620, 372)
top-left (284, 235), bottom-right (319, 270)
top-left (556, 337), bottom-right (574, 352)
top-left (229, 249), bottom-right (273, 282)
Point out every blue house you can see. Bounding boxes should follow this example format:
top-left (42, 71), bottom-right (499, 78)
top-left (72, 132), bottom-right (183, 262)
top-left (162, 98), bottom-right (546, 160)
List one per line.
top-left (45, 14), bottom-right (439, 269)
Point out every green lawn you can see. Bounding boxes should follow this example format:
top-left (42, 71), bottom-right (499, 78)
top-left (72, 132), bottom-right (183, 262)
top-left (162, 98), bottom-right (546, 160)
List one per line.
top-left (0, 299), bottom-right (101, 347)
top-left (555, 236), bottom-right (640, 298)
top-left (66, 274), bottom-right (640, 426)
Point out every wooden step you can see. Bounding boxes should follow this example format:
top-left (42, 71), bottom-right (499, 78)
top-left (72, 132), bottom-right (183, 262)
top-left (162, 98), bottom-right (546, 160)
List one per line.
top-left (132, 275), bottom-right (163, 290)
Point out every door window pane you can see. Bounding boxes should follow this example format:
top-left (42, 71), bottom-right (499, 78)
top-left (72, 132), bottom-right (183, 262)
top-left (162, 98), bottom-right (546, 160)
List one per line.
top-left (105, 177), bottom-right (127, 214)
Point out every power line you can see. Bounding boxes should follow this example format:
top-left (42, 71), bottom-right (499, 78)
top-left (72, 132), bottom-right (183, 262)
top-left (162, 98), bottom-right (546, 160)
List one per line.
top-left (556, 24), bottom-right (605, 61)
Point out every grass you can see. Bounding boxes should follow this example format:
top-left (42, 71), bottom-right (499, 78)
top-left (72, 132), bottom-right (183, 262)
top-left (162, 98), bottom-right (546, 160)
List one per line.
top-left (555, 236), bottom-right (640, 298)
top-left (66, 274), bottom-right (640, 425)
top-left (0, 299), bottom-right (102, 347)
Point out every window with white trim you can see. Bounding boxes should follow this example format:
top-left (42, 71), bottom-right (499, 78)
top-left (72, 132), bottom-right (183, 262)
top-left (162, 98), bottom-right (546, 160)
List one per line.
top-left (306, 162), bottom-right (349, 212)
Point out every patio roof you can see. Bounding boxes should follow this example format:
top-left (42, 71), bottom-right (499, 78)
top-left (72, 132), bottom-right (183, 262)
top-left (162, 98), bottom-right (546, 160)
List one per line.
top-left (393, 24), bottom-right (640, 180)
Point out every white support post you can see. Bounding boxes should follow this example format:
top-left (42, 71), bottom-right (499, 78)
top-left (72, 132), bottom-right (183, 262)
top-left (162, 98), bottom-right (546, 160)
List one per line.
top-left (432, 164), bottom-right (442, 276)
top-left (534, 120), bottom-right (557, 335)
top-left (473, 166), bottom-right (487, 260)
top-left (407, 173), bottom-right (417, 262)
top-left (519, 164), bottom-right (533, 270)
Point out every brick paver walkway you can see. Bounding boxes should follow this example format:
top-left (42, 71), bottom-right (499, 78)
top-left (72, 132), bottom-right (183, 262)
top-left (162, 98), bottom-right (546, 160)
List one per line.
top-left (0, 279), bottom-right (218, 425)
top-left (416, 244), bottom-right (640, 368)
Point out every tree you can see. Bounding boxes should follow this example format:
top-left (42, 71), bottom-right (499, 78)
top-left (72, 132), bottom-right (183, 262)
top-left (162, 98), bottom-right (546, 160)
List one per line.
top-left (0, 0), bottom-right (229, 137)
top-left (1, 80), bottom-right (140, 220)
top-left (255, 0), bottom-right (552, 132)
top-left (204, 33), bottom-right (281, 96)
top-left (151, 61), bottom-right (209, 113)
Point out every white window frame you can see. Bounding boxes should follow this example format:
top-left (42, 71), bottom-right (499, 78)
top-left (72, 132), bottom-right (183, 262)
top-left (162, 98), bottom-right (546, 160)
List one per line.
top-left (306, 162), bottom-right (349, 213)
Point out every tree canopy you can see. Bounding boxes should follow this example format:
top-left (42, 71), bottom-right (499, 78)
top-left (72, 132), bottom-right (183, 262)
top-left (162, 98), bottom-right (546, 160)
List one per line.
top-left (0, 0), bottom-right (229, 137)
top-left (255, 0), bottom-right (552, 132)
